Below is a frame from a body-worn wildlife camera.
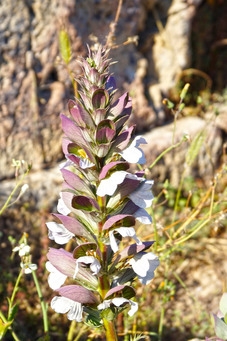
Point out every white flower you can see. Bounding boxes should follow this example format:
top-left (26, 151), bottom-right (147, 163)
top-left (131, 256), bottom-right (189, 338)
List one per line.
top-left (20, 184), bottom-right (29, 195)
top-left (98, 297), bottom-right (138, 317)
top-left (74, 256), bottom-right (101, 278)
top-left (20, 261), bottom-right (37, 274)
top-left (51, 296), bottom-right (83, 321)
top-left (13, 243), bottom-right (30, 257)
top-left (129, 252), bottom-right (159, 285)
top-left (129, 180), bottom-right (154, 209)
top-left (97, 171), bottom-right (128, 196)
top-left (46, 261), bottom-right (67, 290)
top-left (120, 136), bottom-right (147, 164)
top-left (79, 157), bottom-right (95, 169)
top-left (133, 207), bottom-right (152, 224)
top-left (109, 227), bottom-right (141, 252)
top-left (57, 193), bottom-right (71, 215)
top-left (46, 222), bottom-right (74, 244)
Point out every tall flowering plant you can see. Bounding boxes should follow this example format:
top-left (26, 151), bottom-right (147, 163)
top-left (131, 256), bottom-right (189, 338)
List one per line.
top-left (46, 46), bottom-right (159, 340)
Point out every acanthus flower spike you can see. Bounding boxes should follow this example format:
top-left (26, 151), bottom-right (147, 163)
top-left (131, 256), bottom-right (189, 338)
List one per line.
top-left (46, 45), bottom-right (159, 336)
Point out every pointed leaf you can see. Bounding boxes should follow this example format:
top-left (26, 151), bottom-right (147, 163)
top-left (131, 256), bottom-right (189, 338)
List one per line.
top-left (68, 99), bottom-right (94, 128)
top-left (60, 114), bottom-right (87, 147)
top-left (113, 125), bottom-right (135, 151)
top-left (105, 76), bottom-right (117, 93)
top-left (110, 92), bottom-right (129, 117)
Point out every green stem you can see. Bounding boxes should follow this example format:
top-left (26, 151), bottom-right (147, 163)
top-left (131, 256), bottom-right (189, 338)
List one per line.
top-left (32, 271), bottom-right (49, 333)
top-left (103, 318), bottom-right (118, 341)
top-left (158, 305), bottom-right (165, 341)
top-left (0, 167), bottom-right (30, 216)
top-left (98, 242), bottom-right (118, 340)
top-left (150, 206), bottom-right (158, 252)
top-left (148, 136), bottom-right (187, 171)
top-left (8, 270), bottom-right (23, 317)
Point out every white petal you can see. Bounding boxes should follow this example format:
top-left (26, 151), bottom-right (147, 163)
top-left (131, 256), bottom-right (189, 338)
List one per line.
top-left (97, 171), bottom-right (128, 196)
top-left (127, 300), bottom-right (138, 316)
top-left (46, 261), bottom-right (67, 290)
top-left (20, 184), bottom-right (29, 195)
top-left (76, 256), bottom-right (101, 275)
top-left (79, 158), bottom-right (95, 169)
top-left (67, 301), bottom-right (83, 321)
top-left (129, 252), bottom-right (159, 285)
top-left (100, 298), bottom-right (138, 317)
top-left (120, 136), bottom-right (147, 164)
top-left (51, 296), bottom-right (72, 314)
top-left (109, 227), bottom-right (141, 252)
top-left (97, 300), bottom-right (111, 310)
top-left (129, 180), bottom-right (154, 208)
top-left (46, 222), bottom-right (74, 244)
top-left (109, 230), bottom-right (119, 253)
top-left (57, 194), bottom-right (71, 215)
top-left (134, 208), bottom-right (152, 224)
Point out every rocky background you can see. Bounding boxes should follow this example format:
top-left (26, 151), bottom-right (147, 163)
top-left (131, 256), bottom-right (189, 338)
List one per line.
top-left (1, 1), bottom-right (227, 340)
top-left (1, 0), bottom-right (227, 183)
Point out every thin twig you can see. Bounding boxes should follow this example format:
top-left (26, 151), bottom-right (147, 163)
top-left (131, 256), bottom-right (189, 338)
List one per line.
top-left (105, 0), bottom-right (123, 48)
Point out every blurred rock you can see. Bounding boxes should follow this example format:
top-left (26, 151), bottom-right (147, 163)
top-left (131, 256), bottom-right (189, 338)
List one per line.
top-left (143, 115), bottom-right (224, 186)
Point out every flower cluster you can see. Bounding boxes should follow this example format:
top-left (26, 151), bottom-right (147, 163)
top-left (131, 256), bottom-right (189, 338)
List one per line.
top-left (46, 46), bottom-right (159, 326)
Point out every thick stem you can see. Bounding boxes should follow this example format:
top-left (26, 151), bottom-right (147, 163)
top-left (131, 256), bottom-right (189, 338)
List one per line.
top-left (98, 242), bottom-right (118, 340)
top-left (103, 318), bottom-right (118, 341)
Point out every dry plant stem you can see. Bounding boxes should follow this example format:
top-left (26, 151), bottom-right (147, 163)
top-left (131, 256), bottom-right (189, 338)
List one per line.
top-left (172, 186), bottom-right (212, 239)
top-left (105, 0), bottom-right (123, 48)
top-left (67, 320), bottom-right (87, 341)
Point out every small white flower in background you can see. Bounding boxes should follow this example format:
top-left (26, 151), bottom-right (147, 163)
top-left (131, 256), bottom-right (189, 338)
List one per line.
top-left (20, 184), bottom-right (29, 195)
top-left (51, 296), bottom-right (83, 321)
top-left (129, 252), bottom-right (159, 285)
top-left (46, 222), bottom-right (74, 244)
top-left (98, 297), bottom-right (138, 317)
top-left (109, 227), bottom-right (141, 252)
top-left (13, 243), bottom-right (30, 257)
top-left (20, 261), bottom-right (37, 274)
top-left (74, 256), bottom-right (101, 278)
top-left (46, 261), bottom-right (67, 290)
top-left (120, 136), bottom-right (147, 164)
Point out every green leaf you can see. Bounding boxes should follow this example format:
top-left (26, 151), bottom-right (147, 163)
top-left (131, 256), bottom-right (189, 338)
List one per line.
top-left (84, 307), bottom-right (102, 328)
top-left (186, 130), bottom-right (206, 167)
top-left (8, 304), bottom-right (18, 322)
top-left (59, 30), bottom-right (71, 65)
